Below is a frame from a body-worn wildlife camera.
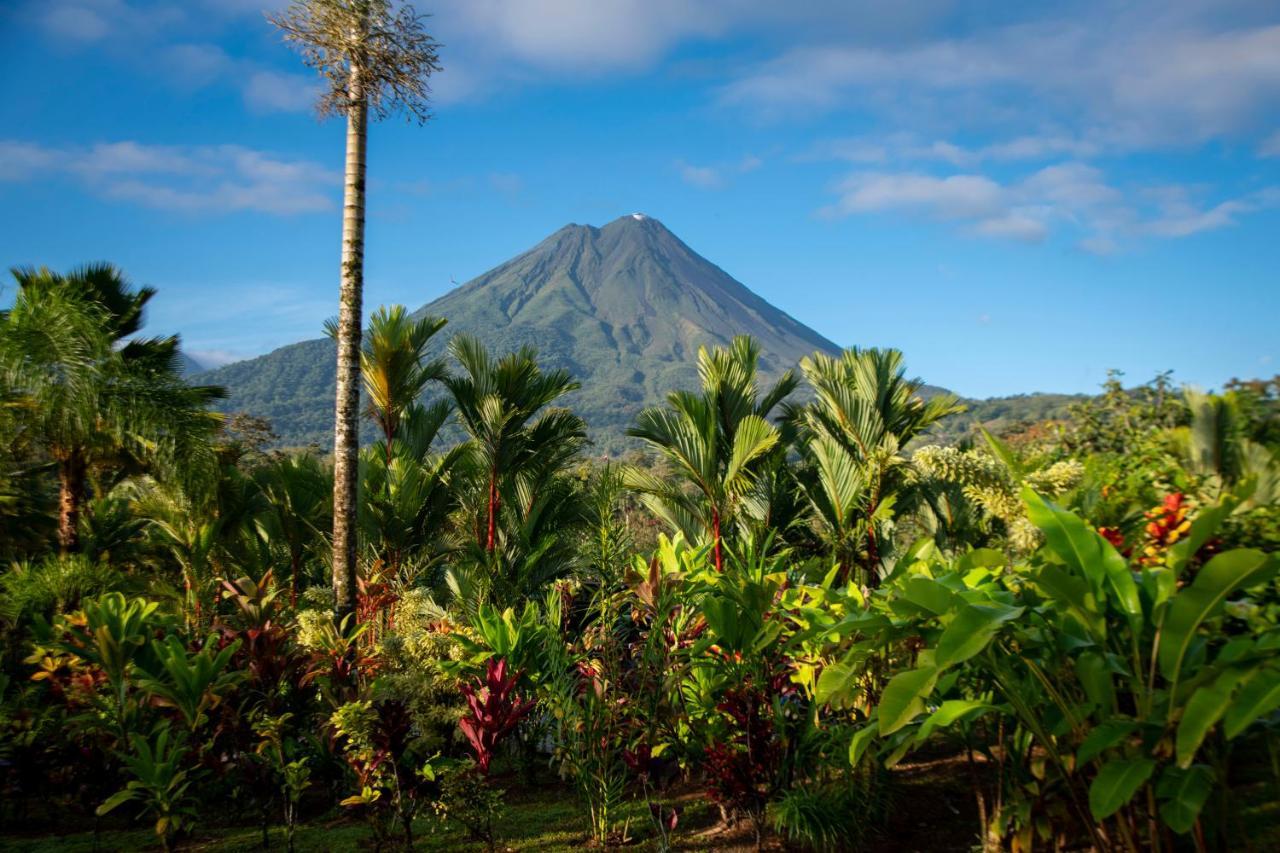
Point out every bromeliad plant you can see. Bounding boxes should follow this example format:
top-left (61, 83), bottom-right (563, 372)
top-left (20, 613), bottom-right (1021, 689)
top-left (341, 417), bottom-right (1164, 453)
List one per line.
top-left (847, 487), bottom-right (1280, 851)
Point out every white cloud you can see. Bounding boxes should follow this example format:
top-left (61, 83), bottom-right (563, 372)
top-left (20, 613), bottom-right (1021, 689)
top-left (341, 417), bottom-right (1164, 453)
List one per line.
top-left (0, 139), bottom-right (338, 215)
top-left (434, 0), bottom-right (725, 73)
top-left (678, 161), bottom-right (725, 190)
top-left (722, 16), bottom-right (1280, 148)
top-left (41, 2), bottom-right (111, 41)
top-left (825, 172), bottom-right (1003, 220)
top-left (822, 161), bottom-right (1277, 249)
top-left (677, 153), bottom-right (764, 190)
top-left (1260, 130), bottom-right (1280, 157)
top-left (488, 172), bottom-right (524, 194)
top-left (162, 43), bottom-right (234, 88)
top-left (0, 141), bottom-right (60, 180)
top-left (31, 0), bottom-right (182, 44)
top-left (148, 280), bottom-right (340, 365)
top-left (809, 132), bottom-right (1102, 169)
top-left (243, 70), bottom-right (321, 114)
top-left (184, 349), bottom-right (243, 368)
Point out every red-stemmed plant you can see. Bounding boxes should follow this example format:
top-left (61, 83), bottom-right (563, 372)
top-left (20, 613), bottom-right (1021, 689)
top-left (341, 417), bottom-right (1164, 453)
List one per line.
top-left (458, 658), bottom-right (536, 775)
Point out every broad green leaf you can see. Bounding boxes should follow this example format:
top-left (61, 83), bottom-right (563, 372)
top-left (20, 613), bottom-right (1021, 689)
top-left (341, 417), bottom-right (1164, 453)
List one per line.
top-left (899, 575), bottom-right (956, 616)
top-left (1076, 719), bottom-right (1138, 765)
top-left (935, 603), bottom-right (1024, 669)
top-left (849, 724), bottom-right (877, 767)
top-left (1076, 652), bottom-right (1116, 714)
top-left (1223, 667), bottom-right (1280, 739)
top-left (96, 789), bottom-right (136, 816)
top-left (815, 661), bottom-right (857, 706)
top-left (883, 737), bottom-right (914, 768)
top-left (1023, 488), bottom-right (1142, 630)
top-left (1089, 758), bottom-right (1156, 820)
top-left (1158, 549), bottom-right (1277, 683)
top-left (1156, 765), bottom-right (1214, 834)
top-left (913, 699), bottom-right (996, 744)
top-left (1176, 669), bottom-right (1247, 767)
top-left (956, 548), bottom-right (1006, 572)
top-left (878, 666), bottom-right (938, 736)
top-left (1036, 564), bottom-right (1106, 641)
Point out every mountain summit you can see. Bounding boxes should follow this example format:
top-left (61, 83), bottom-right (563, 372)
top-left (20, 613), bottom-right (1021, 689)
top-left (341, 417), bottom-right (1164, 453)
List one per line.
top-left (196, 215), bottom-right (842, 449)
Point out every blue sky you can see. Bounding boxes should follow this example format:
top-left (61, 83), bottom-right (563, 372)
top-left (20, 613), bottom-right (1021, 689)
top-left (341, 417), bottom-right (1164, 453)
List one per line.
top-left (1, 0), bottom-right (1278, 398)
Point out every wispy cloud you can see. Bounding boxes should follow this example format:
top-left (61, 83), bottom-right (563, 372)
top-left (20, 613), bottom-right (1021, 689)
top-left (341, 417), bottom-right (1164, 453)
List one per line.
top-left (821, 162), bottom-right (1277, 251)
top-left (1261, 130), bottom-right (1280, 158)
top-left (722, 16), bottom-right (1280, 149)
top-left (809, 132), bottom-right (1101, 168)
top-left (243, 70), bottom-right (322, 114)
top-left (0, 139), bottom-right (339, 215)
top-left (148, 280), bottom-right (339, 365)
top-left (32, 0), bottom-right (179, 43)
top-left (488, 172), bottom-right (524, 195)
top-left (677, 153), bottom-right (765, 190)
top-left (677, 161), bottom-right (725, 190)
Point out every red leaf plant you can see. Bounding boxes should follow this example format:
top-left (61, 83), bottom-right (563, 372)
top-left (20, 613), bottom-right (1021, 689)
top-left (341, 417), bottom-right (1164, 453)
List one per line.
top-left (458, 658), bottom-right (536, 775)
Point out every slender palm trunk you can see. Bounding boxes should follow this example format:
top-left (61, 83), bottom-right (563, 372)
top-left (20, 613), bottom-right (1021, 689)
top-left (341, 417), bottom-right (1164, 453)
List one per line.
top-left (711, 507), bottom-right (723, 572)
top-left (57, 450), bottom-right (87, 555)
top-left (331, 59), bottom-right (368, 625)
top-left (290, 549), bottom-right (301, 610)
top-left (485, 468), bottom-right (498, 553)
top-left (865, 525), bottom-right (880, 589)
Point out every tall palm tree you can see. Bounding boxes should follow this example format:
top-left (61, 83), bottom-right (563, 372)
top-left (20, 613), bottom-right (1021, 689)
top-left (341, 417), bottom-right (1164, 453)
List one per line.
top-left (443, 336), bottom-right (586, 556)
top-left (626, 336), bottom-right (796, 571)
top-left (269, 0), bottom-right (442, 624)
top-left (0, 265), bottom-right (223, 554)
top-left (795, 348), bottom-right (962, 585)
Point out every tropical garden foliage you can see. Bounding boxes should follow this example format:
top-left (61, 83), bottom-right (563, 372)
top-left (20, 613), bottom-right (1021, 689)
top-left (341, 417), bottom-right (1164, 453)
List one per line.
top-left (2, 259), bottom-right (1279, 851)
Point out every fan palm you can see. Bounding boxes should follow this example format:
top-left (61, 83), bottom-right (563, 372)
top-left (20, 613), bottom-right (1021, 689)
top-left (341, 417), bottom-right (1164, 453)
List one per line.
top-left (625, 336), bottom-right (796, 571)
top-left (0, 265), bottom-right (224, 554)
top-left (795, 348), bottom-right (962, 584)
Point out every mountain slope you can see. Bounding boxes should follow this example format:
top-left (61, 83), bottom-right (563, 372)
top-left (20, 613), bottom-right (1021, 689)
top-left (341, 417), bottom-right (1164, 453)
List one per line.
top-left (194, 214), bottom-right (842, 450)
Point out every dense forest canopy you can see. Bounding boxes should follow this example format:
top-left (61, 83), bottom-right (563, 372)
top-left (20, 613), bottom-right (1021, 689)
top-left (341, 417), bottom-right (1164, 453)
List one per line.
top-left (3, 262), bottom-right (1279, 851)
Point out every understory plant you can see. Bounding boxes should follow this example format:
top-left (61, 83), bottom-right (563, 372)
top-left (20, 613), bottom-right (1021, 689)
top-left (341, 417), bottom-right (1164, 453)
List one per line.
top-left (843, 488), bottom-right (1280, 851)
top-left (96, 726), bottom-right (198, 853)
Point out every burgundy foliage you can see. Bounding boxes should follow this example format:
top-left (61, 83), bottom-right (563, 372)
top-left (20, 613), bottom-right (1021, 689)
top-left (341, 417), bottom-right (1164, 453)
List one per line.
top-left (457, 658), bottom-right (536, 774)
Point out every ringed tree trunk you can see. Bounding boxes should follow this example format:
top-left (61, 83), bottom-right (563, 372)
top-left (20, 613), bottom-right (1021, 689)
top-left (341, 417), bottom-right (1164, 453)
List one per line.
top-left (57, 450), bottom-right (87, 555)
top-left (331, 59), bottom-right (368, 626)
